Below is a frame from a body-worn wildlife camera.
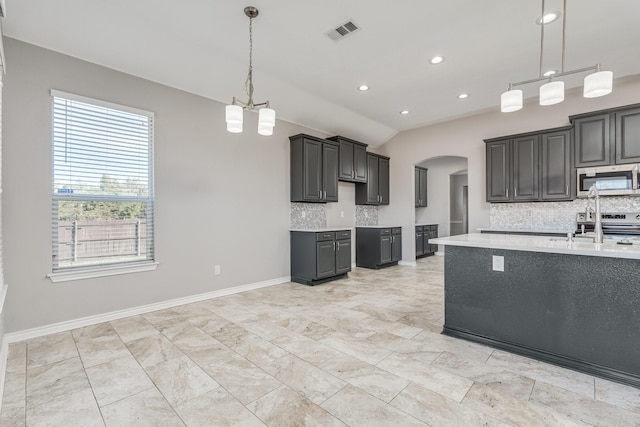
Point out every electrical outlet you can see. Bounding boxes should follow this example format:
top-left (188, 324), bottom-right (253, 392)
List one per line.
top-left (340, 211), bottom-right (344, 218)
top-left (214, 265), bottom-right (221, 275)
top-left (492, 255), bottom-right (504, 272)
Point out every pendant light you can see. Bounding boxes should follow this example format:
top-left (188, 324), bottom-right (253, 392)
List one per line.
top-left (500, 0), bottom-right (613, 112)
top-left (225, 6), bottom-right (276, 135)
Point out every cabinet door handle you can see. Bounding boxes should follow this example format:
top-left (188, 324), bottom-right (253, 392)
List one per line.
top-left (333, 241), bottom-right (336, 251)
top-left (319, 190), bottom-right (322, 199)
top-left (566, 185), bottom-right (569, 195)
top-left (514, 187), bottom-right (517, 198)
top-left (506, 187), bottom-right (509, 198)
top-left (337, 242), bottom-right (340, 251)
top-left (324, 190), bottom-right (327, 199)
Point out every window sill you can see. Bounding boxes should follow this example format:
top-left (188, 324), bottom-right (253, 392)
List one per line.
top-left (47, 261), bottom-right (159, 283)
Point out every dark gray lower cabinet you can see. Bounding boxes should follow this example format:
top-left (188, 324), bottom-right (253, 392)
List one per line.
top-left (415, 225), bottom-right (438, 258)
top-left (356, 227), bottom-right (401, 269)
top-left (290, 230), bottom-right (351, 285)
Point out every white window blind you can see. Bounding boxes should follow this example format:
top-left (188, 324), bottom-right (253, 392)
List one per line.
top-left (51, 90), bottom-right (155, 272)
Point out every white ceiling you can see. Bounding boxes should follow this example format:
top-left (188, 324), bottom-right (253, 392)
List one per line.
top-left (3, 0), bottom-right (640, 146)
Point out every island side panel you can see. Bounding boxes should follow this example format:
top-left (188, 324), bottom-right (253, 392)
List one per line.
top-left (443, 245), bottom-right (640, 384)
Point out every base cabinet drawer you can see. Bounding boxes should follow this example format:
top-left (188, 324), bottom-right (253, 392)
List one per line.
top-left (291, 230), bottom-right (352, 285)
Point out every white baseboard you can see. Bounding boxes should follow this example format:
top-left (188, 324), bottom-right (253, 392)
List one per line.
top-left (0, 284), bottom-right (8, 415)
top-left (398, 260), bottom-right (417, 267)
top-left (3, 276), bottom-right (291, 344)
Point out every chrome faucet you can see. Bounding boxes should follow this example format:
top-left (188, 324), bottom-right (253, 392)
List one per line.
top-left (587, 185), bottom-right (603, 243)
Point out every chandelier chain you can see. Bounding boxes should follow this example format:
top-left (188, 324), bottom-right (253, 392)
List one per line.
top-left (244, 15), bottom-right (254, 107)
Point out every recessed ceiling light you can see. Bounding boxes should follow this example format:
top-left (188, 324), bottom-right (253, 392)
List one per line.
top-left (400, 110), bottom-right (410, 115)
top-left (358, 85), bottom-right (369, 91)
top-left (457, 93), bottom-right (469, 99)
top-left (429, 56), bottom-right (444, 65)
top-left (536, 11), bottom-right (560, 25)
top-left (543, 70), bottom-right (557, 77)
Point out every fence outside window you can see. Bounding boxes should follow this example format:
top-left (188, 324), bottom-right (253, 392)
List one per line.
top-left (54, 219), bottom-right (148, 268)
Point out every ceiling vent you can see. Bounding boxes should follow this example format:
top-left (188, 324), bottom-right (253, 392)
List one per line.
top-left (327, 20), bottom-right (360, 41)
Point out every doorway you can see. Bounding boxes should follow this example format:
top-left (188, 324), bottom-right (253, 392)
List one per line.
top-left (449, 171), bottom-right (468, 236)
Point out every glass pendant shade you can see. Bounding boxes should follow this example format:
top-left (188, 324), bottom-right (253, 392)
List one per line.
top-left (539, 81), bottom-right (564, 105)
top-left (226, 104), bottom-right (243, 125)
top-left (501, 89), bottom-right (523, 113)
top-left (258, 123), bottom-right (273, 136)
top-left (227, 121), bottom-right (243, 133)
top-left (584, 71), bottom-right (613, 98)
top-left (258, 108), bottom-right (276, 128)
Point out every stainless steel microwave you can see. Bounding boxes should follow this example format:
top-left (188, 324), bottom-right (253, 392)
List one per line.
top-left (576, 164), bottom-right (640, 197)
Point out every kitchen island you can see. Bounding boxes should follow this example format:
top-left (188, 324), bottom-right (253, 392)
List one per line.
top-left (430, 233), bottom-right (640, 388)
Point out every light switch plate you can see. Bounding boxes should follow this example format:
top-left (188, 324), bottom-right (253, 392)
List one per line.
top-left (492, 255), bottom-right (504, 272)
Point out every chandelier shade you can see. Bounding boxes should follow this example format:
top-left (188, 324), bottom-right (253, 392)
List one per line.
top-left (584, 71), bottom-right (613, 98)
top-left (539, 81), bottom-right (564, 105)
top-left (500, 89), bottom-right (523, 113)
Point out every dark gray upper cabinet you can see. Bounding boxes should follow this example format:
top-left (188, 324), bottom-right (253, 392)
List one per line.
top-left (512, 135), bottom-right (540, 201)
top-left (356, 153), bottom-right (390, 205)
top-left (485, 126), bottom-right (573, 203)
top-left (328, 136), bottom-right (368, 183)
top-left (378, 157), bottom-right (390, 205)
top-left (485, 139), bottom-right (511, 202)
top-left (573, 113), bottom-right (612, 167)
top-left (415, 167), bottom-right (428, 207)
top-left (541, 129), bottom-right (573, 200)
top-left (322, 143), bottom-right (339, 202)
top-left (616, 107), bottom-right (640, 164)
top-left (290, 134), bottom-right (339, 203)
top-left (571, 103), bottom-right (640, 166)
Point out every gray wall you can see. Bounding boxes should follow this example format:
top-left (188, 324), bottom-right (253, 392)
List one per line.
top-left (1, 38), bottom-right (325, 332)
top-left (377, 75), bottom-right (640, 262)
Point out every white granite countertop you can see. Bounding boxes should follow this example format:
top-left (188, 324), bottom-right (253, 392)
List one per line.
top-left (477, 228), bottom-right (572, 234)
top-left (290, 228), bottom-right (353, 232)
top-left (430, 233), bottom-right (640, 260)
top-left (355, 225), bottom-right (401, 229)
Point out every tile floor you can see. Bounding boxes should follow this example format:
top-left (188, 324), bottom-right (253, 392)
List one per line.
top-left (1, 256), bottom-right (640, 426)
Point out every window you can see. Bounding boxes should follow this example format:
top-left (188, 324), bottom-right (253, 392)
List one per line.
top-left (50, 90), bottom-right (155, 279)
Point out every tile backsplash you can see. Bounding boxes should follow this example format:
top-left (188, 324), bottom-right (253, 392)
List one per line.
top-left (290, 203), bottom-right (379, 229)
top-left (355, 205), bottom-right (378, 226)
top-left (290, 203), bottom-right (327, 229)
top-left (490, 196), bottom-right (640, 231)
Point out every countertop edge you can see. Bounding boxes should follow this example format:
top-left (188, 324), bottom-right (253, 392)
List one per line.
top-left (430, 233), bottom-right (640, 260)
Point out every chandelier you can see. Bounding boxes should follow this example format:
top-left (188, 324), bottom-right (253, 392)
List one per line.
top-left (501, 0), bottom-right (613, 113)
top-left (225, 6), bottom-right (276, 135)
